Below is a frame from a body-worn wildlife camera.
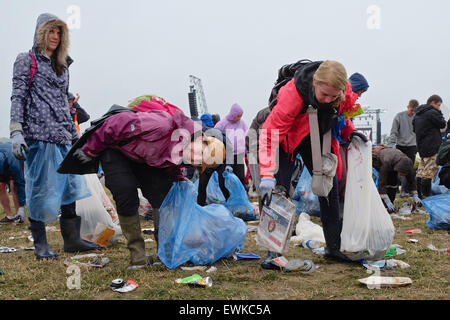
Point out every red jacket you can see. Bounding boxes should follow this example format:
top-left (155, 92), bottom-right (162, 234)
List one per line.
top-left (259, 79), bottom-right (358, 180)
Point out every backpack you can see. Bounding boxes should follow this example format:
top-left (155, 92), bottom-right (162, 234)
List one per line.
top-left (268, 59), bottom-right (313, 109)
top-left (437, 138), bottom-right (450, 166)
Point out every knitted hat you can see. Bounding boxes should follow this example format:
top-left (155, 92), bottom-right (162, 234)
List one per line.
top-left (349, 73), bottom-right (369, 93)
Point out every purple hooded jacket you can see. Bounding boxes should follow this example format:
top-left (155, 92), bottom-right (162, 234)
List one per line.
top-left (82, 109), bottom-right (201, 169)
top-left (214, 103), bottom-right (248, 155)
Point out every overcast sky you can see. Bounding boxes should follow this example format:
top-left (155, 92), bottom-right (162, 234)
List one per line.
top-left (1, 0), bottom-right (449, 139)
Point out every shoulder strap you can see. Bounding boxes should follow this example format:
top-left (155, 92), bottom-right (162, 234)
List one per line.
top-left (28, 50), bottom-right (37, 87)
top-left (307, 105), bottom-right (332, 175)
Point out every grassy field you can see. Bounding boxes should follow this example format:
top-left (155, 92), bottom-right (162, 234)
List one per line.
top-left (0, 192), bottom-right (448, 301)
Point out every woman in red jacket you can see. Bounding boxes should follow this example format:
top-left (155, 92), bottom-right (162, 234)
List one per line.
top-left (258, 60), bottom-right (368, 264)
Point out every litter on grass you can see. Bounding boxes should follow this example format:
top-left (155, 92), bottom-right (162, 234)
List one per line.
top-left (358, 276), bottom-right (412, 288)
top-left (427, 244), bottom-right (450, 253)
top-left (110, 279), bottom-right (138, 293)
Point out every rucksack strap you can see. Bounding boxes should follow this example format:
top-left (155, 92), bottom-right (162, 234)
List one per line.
top-left (28, 50), bottom-right (37, 87)
top-left (307, 105), bottom-right (331, 175)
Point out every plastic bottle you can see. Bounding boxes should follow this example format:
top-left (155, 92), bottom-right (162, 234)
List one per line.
top-left (299, 240), bottom-right (322, 249)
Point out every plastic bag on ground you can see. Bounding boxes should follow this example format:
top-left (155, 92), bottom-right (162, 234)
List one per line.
top-left (290, 212), bottom-right (325, 243)
top-left (422, 194), bottom-right (450, 230)
top-left (223, 170), bottom-right (256, 221)
top-left (340, 138), bottom-right (395, 261)
top-left (158, 181), bottom-right (247, 269)
top-left (76, 174), bottom-right (122, 244)
top-left (292, 169), bottom-right (320, 216)
top-left (206, 171), bottom-right (226, 204)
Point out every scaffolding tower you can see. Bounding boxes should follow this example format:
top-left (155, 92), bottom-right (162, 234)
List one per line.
top-left (188, 75), bottom-right (208, 118)
top-left (352, 107), bottom-right (386, 144)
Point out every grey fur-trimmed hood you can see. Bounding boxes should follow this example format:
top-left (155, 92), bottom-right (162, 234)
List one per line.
top-left (33, 13), bottom-right (71, 71)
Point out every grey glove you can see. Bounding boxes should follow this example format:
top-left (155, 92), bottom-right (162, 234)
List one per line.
top-left (412, 191), bottom-right (422, 206)
top-left (11, 131), bottom-right (29, 160)
top-left (73, 148), bottom-right (92, 164)
top-left (349, 131), bottom-right (369, 144)
top-left (259, 177), bottom-right (276, 202)
top-left (380, 194), bottom-right (396, 213)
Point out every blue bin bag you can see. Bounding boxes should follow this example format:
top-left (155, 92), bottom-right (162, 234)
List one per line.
top-left (423, 194), bottom-right (450, 230)
top-left (158, 181), bottom-right (247, 269)
top-left (24, 141), bottom-right (91, 222)
top-left (291, 169), bottom-right (320, 216)
top-left (222, 170), bottom-right (256, 221)
top-left (206, 171), bottom-right (226, 204)
top-left (431, 166), bottom-right (450, 195)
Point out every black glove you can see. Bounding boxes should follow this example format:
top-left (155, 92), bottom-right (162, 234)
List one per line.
top-left (349, 131), bottom-right (369, 144)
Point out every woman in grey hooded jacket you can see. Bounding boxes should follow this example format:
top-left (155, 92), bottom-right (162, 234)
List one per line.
top-left (9, 13), bottom-right (100, 259)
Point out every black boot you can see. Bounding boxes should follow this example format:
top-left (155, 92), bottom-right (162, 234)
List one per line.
top-left (322, 221), bottom-right (353, 263)
top-left (421, 178), bottom-right (432, 198)
top-left (29, 219), bottom-right (58, 260)
top-left (60, 216), bottom-right (102, 253)
top-left (416, 177), bottom-right (423, 199)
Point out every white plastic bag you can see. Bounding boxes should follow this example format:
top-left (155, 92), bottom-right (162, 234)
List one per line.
top-left (340, 138), bottom-right (395, 260)
top-left (290, 212), bottom-right (325, 243)
top-left (76, 174), bottom-right (122, 244)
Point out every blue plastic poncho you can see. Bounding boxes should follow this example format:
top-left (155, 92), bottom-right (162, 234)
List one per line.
top-left (25, 141), bottom-right (90, 222)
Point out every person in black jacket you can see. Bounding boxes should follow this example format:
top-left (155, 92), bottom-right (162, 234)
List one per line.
top-left (412, 94), bottom-right (447, 198)
top-left (68, 92), bottom-right (90, 133)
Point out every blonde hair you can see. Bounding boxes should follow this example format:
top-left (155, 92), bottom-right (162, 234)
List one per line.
top-left (36, 19), bottom-right (70, 75)
top-left (313, 60), bottom-right (348, 106)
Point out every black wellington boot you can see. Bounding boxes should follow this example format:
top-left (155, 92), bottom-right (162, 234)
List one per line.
top-left (60, 216), bottom-right (102, 253)
top-left (29, 219), bottom-right (58, 260)
top-left (421, 178), bottom-right (432, 199)
top-left (416, 177), bottom-right (423, 199)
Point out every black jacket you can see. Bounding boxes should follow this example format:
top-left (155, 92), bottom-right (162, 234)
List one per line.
top-left (412, 104), bottom-right (446, 157)
top-left (58, 105), bottom-right (132, 175)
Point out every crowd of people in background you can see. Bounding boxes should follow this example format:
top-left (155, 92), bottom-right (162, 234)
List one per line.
top-left (2, 12), bottom-right (450, 269)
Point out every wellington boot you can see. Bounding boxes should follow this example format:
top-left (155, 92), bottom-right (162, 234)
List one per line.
top-left (118, 214), bottom-right (153, 267)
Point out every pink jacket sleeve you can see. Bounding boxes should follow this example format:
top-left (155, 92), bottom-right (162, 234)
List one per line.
top-left (259, 79), bottom-right (304, 178)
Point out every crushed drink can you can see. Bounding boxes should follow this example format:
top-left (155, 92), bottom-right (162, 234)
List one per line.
top-left (110, 278), bottom-right (138, 293)
top-left (188, 277), bottom-right (213, 288)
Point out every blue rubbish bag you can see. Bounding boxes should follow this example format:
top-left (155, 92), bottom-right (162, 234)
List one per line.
top-left (206, 171), bottom-right (226, 204)
top-left (223, 170), bottom-right (256, 221)
top-left (431, 166), bottom-right (450, 195)
top-left (291, 169), bottom-right (320, 217)
top-left (158, 181), bottom-right (247, 269)
top-left (423, 194), bottom-right (450, 230)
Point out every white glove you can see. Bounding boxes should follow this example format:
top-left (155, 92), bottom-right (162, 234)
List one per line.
top-left (380, 194), bottom-right (396, 213)
top-left (259, 177), bottom-right (276, 202)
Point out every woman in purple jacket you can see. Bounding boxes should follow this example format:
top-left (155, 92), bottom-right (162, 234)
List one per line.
top-left (214, 103), bottom-right (248, 186)
top-left (73, 97), bottom-right (226, 268)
